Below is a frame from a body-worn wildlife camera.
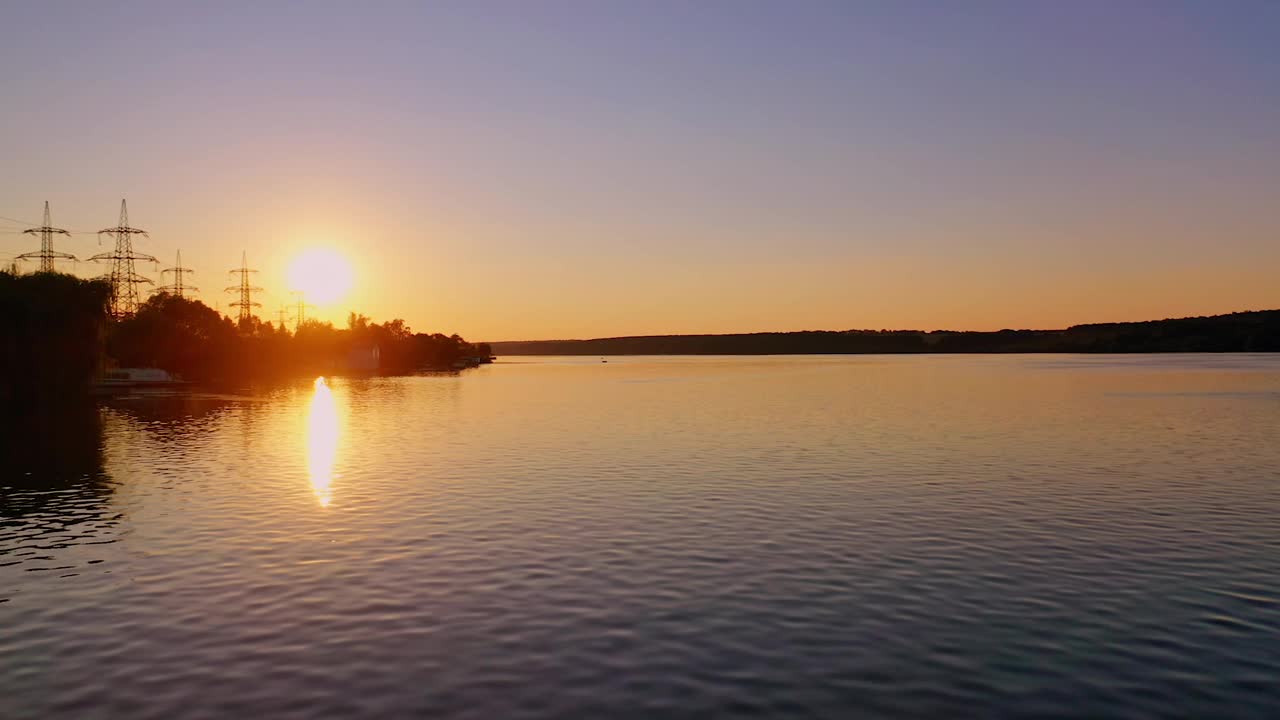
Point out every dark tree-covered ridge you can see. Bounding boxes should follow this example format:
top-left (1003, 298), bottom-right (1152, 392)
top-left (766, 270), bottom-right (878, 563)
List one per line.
top-left (490, 310), bottom-right (1280, 356)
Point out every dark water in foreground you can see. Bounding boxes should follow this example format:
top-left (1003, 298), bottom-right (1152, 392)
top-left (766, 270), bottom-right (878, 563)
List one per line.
top-left (2, 354), bottom-right (1278, 719)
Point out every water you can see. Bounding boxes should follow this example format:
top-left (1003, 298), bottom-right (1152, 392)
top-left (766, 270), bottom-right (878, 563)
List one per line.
top-left (3, 354), bottom-right (1279, 718)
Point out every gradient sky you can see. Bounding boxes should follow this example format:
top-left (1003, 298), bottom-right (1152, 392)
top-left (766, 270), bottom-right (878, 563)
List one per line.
top-left (2, 1), bottom-right (1277, 340)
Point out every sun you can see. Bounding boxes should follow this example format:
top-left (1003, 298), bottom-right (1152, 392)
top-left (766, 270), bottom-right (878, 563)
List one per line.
top-left (287, 248), bottom-right (353, 306)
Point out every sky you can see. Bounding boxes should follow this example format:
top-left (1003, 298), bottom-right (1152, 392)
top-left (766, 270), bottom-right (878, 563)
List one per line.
top-left (1, 1), bottom-right (1277, 340)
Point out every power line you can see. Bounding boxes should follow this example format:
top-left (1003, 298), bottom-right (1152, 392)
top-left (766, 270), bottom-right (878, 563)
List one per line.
top-left (88, 200), bottom-right (156, 318)
top-left (0, 214), bottom-right (40, 227)
top-left (3, 213), bottom-right (117, 236)
top-left (14, 201), bottom-right (76, 273)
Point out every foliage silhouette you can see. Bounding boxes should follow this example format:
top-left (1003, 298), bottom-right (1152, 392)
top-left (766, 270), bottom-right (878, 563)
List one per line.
top-left (107, 294), bottom-right (488, 382)
top-left (0, 271), bottom-right (111, 402)
top-left (490, 311), bottom-right (1280, 356)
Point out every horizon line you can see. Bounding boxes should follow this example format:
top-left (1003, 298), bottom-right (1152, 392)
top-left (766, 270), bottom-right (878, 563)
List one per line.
top-left (484, 307), bottom-right (1278, 345)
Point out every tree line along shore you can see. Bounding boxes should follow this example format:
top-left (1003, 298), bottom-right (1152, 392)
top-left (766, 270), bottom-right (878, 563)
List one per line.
top-left (491, 311), bottom-right (1280, 356)
top-left (1, 271), bottom-right (491, 403)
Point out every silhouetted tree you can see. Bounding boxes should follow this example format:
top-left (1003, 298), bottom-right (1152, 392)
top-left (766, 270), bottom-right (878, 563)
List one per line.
top-left (0, 270), bottom-right (110, 402)
top-left (6, 272), bottom-right (491, 389)
top-left (491, 312), bottom-right (1280, 356)
top-left (110, 294), bottom-right (239, 380)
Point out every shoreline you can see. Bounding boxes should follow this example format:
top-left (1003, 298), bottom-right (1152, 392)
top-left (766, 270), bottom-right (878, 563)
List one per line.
top-left (490, 309), bottom-right (1280, 356)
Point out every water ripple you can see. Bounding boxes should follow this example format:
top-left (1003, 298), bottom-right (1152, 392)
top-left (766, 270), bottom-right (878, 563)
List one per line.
top-left (2, 357), bottom-right (1279, 718)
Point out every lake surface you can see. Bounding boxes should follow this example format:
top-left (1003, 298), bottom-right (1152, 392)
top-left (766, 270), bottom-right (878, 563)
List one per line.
top-left (3, 354), bottom-right (1279, 718)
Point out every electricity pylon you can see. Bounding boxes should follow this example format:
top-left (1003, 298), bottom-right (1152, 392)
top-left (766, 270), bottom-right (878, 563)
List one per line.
top-left (225, 251), bottom-right (262, 325)
top-left (89, 200), bottom-right (157, 318)
top-left (275, 306), bottom-right (292, 328)
top-left (292, 290), bottom-right (315, 331)
top-left (16, 201), bottom-right (75, 273)
top-left (156, 250), bottom-right (197, 297)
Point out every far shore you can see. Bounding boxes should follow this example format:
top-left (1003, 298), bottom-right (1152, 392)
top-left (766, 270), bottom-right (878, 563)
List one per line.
top-left (489, 309), bottom-right (1280, 356)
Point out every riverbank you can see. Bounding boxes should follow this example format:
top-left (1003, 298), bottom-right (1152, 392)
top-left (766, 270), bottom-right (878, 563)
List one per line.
top-left (2, 270), bottom-right (491, 398)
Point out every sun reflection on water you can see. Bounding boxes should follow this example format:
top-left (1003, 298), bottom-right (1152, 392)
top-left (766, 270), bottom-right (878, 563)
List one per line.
top-left (307, 377), bottom-right (339, 507)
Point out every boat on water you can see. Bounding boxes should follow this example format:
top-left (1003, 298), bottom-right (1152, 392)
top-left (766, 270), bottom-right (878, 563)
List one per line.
top-left (93, 368), bottom-right (189, 392)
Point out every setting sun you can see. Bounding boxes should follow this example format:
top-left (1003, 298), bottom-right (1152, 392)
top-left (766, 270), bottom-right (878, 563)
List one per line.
top-left (286, 248), bottom-right (353, 306)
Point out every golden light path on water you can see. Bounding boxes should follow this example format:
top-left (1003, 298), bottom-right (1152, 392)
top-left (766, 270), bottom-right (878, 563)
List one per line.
top-left (306, 377), bottom-right (339, 507)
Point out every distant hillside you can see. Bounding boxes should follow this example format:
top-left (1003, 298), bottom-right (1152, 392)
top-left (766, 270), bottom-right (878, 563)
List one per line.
top-left (491, 310), bottom-right (1280, 356)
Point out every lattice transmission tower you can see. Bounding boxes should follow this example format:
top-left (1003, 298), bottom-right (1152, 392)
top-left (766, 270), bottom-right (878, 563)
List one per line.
top-left (16, 201), bottom-right (76, 273)
top-left (225, 251), bottom-right (262, 325)
top-left (276, 306), bottom-right (292, 328)
top-left (156, 250), bottom-right (197, 297)
top-left (292, 290), bottom-right (315, 332)
top-left (89, 200), bottom-right (157, 318)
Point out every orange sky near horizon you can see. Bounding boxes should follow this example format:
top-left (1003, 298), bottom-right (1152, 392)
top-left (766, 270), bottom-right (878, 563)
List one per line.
top-left (4, 199), bottom-right (1274, 342)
